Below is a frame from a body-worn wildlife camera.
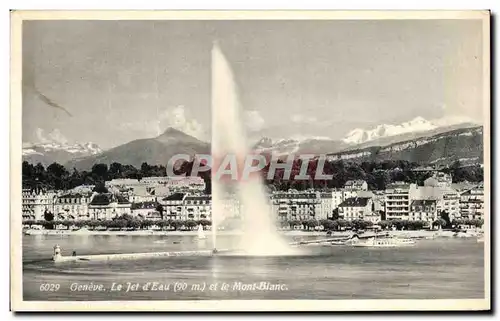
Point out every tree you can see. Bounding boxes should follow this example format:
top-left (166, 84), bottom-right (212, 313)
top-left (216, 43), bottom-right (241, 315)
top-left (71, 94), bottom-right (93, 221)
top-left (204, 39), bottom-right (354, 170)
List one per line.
top-left (171, 220), bottom-right (183, 231)
top-left (336, 219), bottom-right (348, 230)
top-left (46, 163), bottom-right (70, 190)
top-left (141, 219), bottom-right (154, 230)
top-left (155, 204), bottom-right (164, 221)
top-left (306, 219), bottom-right (320, 230)
top-left (109, 162), bottom-right (124, 179)
top-left (439, 211), bottom-right (451, 228)
top-left (378, 220), bottom-right (393, 230)
top-left (288, 220), bottom-right (300, 229)
top-left (91, 163), bottom-right (109, 181)
top-left (198, 219), bottom-right (211, 227)
top-left (451, 218), bottom-right (464, 227)
top-left (92, 182), bottom-right (109, 194)
top-left (127, 219), bottom-right (142, 230)
top-left (331, 208), bottom-right (340, 220)
top-left (433, 218), bottom-right (447, 229)
top-left (43, 210), bottom-right (54, 222)
top-left (351, 219), bottom-right (373, 230)
top-left (185, 220), bottom-right (198, 231)
top-left (392, 219), bottom-right (405, 231)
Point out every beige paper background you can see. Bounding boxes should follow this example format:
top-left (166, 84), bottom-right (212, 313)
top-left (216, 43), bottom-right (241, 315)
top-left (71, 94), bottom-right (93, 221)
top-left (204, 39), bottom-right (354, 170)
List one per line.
top-left (9, 10), bottom-right (491, 312)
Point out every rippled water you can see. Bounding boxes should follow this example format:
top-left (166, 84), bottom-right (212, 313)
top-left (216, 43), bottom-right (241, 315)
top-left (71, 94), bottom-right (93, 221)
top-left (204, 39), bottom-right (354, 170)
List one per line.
top-left (23, 235), bottom-right (484, 301)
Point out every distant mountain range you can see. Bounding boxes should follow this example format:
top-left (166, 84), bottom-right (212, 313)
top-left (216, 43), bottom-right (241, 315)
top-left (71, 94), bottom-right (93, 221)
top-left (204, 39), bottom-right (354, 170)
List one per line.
top-left (64, 127), bottom-right (210, 170)
top-left (326, 126), bottom-right (483, 166)
top-left (22, 141), bottom-right (102, 167)
top-left (22, 118), bottom-right (484, 170)
top-left (253, 117), bottom-right (480, 156)
top-left (343, 116), bottom-right (438, 145)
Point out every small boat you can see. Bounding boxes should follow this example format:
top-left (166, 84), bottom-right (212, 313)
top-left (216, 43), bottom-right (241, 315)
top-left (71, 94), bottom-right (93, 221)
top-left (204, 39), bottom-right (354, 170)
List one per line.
top-left (197, 224), bottom-right (207, 240)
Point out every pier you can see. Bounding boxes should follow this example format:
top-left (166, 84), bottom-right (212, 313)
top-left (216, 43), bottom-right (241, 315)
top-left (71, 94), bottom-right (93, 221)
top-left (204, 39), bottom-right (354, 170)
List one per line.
top-left (52, 245), bottom-right (226, 263)
top-left (51, 238), bottom-right (345, 262)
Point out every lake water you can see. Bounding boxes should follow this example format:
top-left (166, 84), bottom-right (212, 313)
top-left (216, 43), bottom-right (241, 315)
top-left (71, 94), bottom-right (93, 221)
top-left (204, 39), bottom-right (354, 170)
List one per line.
top-left (22, 235), bottom-right (485, 301)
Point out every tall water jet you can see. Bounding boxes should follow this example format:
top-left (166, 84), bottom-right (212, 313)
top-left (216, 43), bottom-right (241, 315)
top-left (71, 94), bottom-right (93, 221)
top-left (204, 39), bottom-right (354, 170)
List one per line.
top-left (211, 42), bottom-right (299, 256)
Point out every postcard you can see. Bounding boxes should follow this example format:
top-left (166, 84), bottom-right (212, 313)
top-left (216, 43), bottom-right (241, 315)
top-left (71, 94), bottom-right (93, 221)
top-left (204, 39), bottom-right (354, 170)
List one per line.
top-left (10, 10), bottom-right (490, 312)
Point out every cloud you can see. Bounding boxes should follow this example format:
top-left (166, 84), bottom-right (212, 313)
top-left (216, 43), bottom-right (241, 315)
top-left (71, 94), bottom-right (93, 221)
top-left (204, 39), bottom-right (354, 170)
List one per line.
top-left (35, 128), bottom-right (69, 145)
top-left (158, 105), bottom-right (205, 139)
top-left (432, 104), bottom-right (482, 127)
top-left (431, 114), bottom-right (480, 127)
top-left (120, 105), bottom-right (206, 140)
top-left (244, 110), bottom-right (265, 132)
top-left (291, 114), bottom-right (317, 124)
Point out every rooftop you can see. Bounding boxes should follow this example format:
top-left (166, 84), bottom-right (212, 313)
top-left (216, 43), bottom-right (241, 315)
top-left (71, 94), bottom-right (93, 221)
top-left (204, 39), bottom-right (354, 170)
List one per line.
top-left (411, 200), bottom-right (437, 207)
top-left (89, 193), bottom-right (130, 206)
top-left (339, 197), bottom-right (371, 207)
top-left (162, 193), bottom-right (185, 201)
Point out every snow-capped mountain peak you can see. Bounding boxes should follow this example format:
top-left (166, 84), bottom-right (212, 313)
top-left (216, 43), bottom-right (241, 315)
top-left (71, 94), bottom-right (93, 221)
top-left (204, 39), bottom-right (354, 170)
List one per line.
top-left (343, 117), bottom-right (438, 145)
top-left (22, 140), bottom-right (103, 166)
top-left (22, 141), bottom-right (102, 156)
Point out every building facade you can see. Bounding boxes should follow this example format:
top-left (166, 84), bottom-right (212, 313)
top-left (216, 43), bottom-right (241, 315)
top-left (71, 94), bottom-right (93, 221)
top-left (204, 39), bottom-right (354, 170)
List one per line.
top-left (270, 191), bottom-right (330, 221)
top-left (131, 201), bottom-right (160, 220)
top-left (159, 193), bottom-right (186, 220)
top-left (87, 193), bottom-right (132, 220)
top-left (22, 189), bottom-right (57, 221)
top-left (409, 199), bottom-right (438, 223)
top-left (181, 195), bottom-right (212, 221)
top-left (459, 186), bottom-right (484, 220)
top-left (344, 180), bottom-right (368, 191)
top-left (384, 183), bottom-right (417, 220)
top-left (338, 197), bottom-right (373, 221)
top-left (54, 193), bottom-right (92, 221)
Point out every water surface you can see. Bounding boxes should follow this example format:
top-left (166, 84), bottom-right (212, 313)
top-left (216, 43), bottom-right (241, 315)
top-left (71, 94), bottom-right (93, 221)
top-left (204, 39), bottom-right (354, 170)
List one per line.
top-left (23, 235), bottom-right (485, 301)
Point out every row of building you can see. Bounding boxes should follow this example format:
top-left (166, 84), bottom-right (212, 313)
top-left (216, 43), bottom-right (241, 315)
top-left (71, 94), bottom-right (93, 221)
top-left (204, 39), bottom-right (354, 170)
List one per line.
top-left (22, 173), bottom-right (485, 226)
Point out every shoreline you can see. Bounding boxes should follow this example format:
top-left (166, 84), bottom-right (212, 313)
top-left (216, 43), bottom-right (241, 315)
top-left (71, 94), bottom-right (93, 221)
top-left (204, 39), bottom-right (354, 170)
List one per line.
top-left (23, 229), bottom-right (482, 238)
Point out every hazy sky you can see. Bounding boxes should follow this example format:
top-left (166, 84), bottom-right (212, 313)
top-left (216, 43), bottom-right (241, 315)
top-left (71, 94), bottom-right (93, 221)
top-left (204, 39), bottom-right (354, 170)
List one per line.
top-left (23, 19), bottom-right (484, 149)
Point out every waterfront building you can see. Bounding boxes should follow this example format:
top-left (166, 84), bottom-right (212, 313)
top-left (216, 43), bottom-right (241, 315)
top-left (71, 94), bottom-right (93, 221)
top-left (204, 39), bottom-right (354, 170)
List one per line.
top-left (159, 193), bottom-right (186, 220)
top-left (130, 201), bottom-right (160, 220)
top-left (316, 192), bottom-right (333, 221)
top-left (412, 184), bottom-right (461, 221)
top-left (337, 197), bottom-right (373, 221)
top-left (88, 193), bottom-right (131, 220)
top-left (363, 212), bottom-right (382, 224)
top-left (22, 188), bottom-right (57, 221)
top-left (384, 182), bottom-right (418, 220)
top-left (181, 195), bottom-right (212, 221)
top-left (270, 190), bottom-right (330, 221)
top-left (459, 185), bottom-right (484, 220)
top-left (53, 193), bottom-right (92, 221)
top-left (438, 189), bottom-right (461, 221)
top-left (409, 200), bottom-right (438, 224)
top-left (371, 191), bottom-right (385, 213)
top-left (331, 189), bottom-right (344, 210)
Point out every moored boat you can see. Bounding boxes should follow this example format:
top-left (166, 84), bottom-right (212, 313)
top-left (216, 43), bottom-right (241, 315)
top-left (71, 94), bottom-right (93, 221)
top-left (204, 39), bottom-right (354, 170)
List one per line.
top-left (346, 233), bottom-right (416, 247)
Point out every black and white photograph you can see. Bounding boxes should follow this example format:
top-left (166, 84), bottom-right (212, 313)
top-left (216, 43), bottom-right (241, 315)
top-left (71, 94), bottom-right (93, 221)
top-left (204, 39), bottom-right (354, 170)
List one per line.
top-left (10, 10), bottom-right (490, 311)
